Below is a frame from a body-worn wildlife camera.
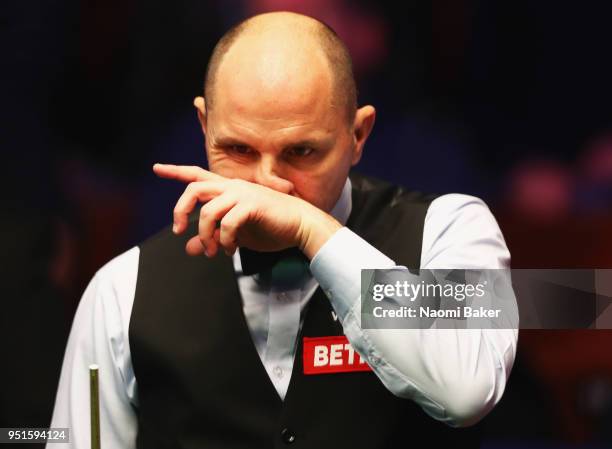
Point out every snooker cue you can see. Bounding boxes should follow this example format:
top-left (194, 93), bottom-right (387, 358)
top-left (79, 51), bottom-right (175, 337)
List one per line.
top-left (89, 364), bottom-right (101, 449)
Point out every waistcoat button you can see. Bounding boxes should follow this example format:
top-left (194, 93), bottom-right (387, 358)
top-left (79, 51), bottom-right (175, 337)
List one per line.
top-left (280, 427), bottom-right (296, 444)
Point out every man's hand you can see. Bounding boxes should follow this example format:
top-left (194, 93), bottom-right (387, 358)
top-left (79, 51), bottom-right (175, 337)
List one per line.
top-left (153, 164), bottom-right (342, 259)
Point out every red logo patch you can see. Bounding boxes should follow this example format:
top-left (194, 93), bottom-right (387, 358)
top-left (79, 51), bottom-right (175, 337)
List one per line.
top-left (303, 336), bottom-right (372, 375)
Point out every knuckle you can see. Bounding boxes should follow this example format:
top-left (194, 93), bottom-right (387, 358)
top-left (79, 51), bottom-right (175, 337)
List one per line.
top-left (185, 183), bottom-right (197, 194)
top-left (199, 203), bottom-right (216, 221)
top-left (199, 205), bottom-right (208, 219)
top-left (220, 236), bottom-right (233, 248)
top-left (220, 218), bottom-right (236, 233)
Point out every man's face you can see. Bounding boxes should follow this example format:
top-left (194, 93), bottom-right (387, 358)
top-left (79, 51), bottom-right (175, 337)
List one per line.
top-left (196, 45), bottom-right (372, 213)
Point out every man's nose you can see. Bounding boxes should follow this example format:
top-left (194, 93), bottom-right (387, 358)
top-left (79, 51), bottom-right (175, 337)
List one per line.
top-left (254, 156), bottom-right (294, 195)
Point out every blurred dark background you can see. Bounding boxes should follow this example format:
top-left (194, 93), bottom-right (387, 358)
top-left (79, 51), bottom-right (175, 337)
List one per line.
top-left (2, 0), bottom-right (611, 447)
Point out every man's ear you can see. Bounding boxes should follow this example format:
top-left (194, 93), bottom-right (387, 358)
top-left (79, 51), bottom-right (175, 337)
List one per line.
top-left (351, 105), bottom-right (376, 165)
top-left (194, 96), bottom-right (207, 134)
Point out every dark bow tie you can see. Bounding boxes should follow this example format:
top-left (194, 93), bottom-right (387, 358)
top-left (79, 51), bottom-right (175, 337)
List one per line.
top-left (239, 247), bottom-right (309, 278)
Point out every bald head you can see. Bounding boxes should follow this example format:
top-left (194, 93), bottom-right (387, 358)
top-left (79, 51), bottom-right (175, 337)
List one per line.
top-left (203, 12), bottom-right (357, 123)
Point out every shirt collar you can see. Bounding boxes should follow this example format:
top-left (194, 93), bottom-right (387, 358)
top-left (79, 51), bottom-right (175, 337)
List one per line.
top-left (329, 176), bottom-right (352, 226)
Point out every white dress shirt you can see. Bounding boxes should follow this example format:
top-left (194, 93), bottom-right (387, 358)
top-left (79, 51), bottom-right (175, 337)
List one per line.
top-left (48, 178), bottom-right (517, 449)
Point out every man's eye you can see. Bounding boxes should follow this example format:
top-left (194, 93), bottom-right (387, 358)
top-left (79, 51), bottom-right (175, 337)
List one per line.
top-left (228, 145), bottom-right (252, 155)
top-left (287, 146), bottom-right (314, 157)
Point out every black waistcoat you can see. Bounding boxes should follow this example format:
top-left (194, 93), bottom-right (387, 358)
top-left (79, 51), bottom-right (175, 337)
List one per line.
top-left (129, 173), bottom-right (480, 448)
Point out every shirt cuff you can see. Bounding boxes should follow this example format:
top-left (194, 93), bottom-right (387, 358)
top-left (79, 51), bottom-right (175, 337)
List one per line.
top-left (309, 227), bottom-right (395, 321)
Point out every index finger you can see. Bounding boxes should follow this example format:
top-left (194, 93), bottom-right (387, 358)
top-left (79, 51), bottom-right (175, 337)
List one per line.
top-left (153, 164), bottom-right (224, 183)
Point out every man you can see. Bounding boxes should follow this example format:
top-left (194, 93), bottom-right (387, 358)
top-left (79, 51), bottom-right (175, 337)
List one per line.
top-left (50, 11), bottom-right (516, 448)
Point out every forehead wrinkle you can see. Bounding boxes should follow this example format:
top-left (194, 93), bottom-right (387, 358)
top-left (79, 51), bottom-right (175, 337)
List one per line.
top-left (226, 104), bottom-right (336, 133)
top-left (211, 84), bottom-right (337, 139)
top-left (209, 113), bottom-right (336, 149)
top-left (216, 71), bottom-right (330, 120)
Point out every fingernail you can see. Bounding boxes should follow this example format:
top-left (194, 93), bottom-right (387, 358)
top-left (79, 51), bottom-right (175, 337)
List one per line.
top-left (172, 223), bottom-right (178, 233)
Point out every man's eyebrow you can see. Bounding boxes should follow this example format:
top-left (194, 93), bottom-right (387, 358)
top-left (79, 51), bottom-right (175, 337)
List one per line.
top-left (212, 136), bottom-right (251, 147)
top-left (283, 137), bottom-right (334, 149)
top-left (213, 136), bottom-right (335, 149)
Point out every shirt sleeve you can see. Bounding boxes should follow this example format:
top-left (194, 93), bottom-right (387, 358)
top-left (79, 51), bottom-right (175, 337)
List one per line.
top-left (309, 193), bottom-right (517, 428)
top-left (48, 247), bottom-right (140, 449)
